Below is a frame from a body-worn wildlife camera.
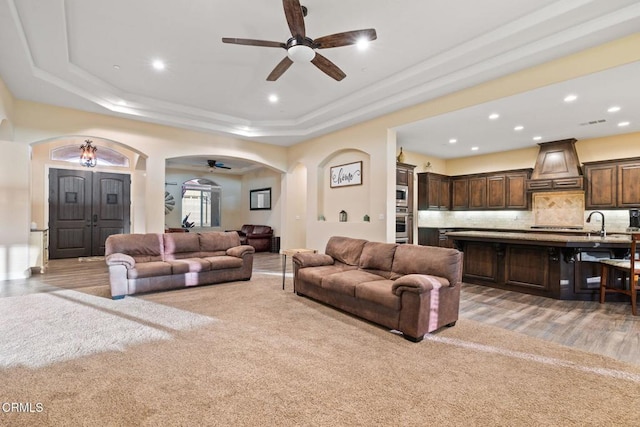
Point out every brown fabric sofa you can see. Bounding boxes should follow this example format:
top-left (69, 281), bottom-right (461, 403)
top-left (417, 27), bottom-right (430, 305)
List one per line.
top-left (105, 231), bottom-right (255, 299)
top-left (234, 224), bottom-right (273, 252)
top-left (293, 236), bottom-right (463, 342)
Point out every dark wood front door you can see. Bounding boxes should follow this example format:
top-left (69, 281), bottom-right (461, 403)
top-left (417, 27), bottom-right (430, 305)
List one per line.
top-left (49, 168), bottom-right (130, 259)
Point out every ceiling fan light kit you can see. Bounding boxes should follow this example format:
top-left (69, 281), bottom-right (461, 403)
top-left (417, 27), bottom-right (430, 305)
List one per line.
top-left (222, 0), bottom-right (376, 81)
top-left (287, 43), bottom-right (315, 63)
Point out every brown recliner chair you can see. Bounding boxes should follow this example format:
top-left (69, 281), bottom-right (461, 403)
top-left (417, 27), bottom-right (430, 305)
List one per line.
top-left (233, 224), bottom-right (273, 252)
top-left (246, 225), bottom-right (273, 252)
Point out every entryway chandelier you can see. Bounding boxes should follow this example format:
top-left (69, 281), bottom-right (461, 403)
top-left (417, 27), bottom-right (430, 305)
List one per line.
top-left (80, 139), bottom-right (97, 167)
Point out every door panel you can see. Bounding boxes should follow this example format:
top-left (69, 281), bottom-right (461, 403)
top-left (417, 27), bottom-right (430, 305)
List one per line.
top-left (49, 169), bottom-right (93, 258)
top-left (49, 168), bottom-right (130, 258)
top-left (92, 173), bottom-right (131, 255)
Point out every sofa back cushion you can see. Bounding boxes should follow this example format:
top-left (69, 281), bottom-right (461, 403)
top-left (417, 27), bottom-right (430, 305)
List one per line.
top-left (358, 242), bottom-right (398, 278)
top-left (325, 236), bottom-right (368, 266)
top-left (240, 224), bottom-right (253, 235)
top-left (249, 225), bottom-right (272, 236)
top-left (391, 244), bottom-right (462, 286)
top-left (199, 231), bottom-right (241, 256)
top-left (163, 233), bottom-right (201, 260)
top-left (105, 233), bottom-right (164, 263)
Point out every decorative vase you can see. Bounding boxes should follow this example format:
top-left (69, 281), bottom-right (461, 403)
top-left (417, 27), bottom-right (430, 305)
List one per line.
top-left (339, 210), bottom-right (347, 222)
top-left (397, 147), bottom-right (405, 163)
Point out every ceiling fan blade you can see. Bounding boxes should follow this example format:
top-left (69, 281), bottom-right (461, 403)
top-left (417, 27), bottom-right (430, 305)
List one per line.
top-left (283, 0), bottom-right (306, 38)
top-left (217, 165), bottom-right (232, 169)
top-left (222, 38), bottom-right (286, 49)
top-left (314, 29), bottom-right (377, 49)
top-left (311, 53), bottom-right (346, 81)
top-left (267, 56), bottom-right (294, 81)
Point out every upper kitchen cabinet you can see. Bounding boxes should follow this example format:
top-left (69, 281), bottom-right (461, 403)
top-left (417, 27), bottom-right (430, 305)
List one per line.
top-left (417, 172), bottom-right (450, 210)
top-left (584, 157), bottom-right (640, 209)
top-left (450, 169), bottom-right (531, 211)
top-left (505, 170), bottom-right (532, 209)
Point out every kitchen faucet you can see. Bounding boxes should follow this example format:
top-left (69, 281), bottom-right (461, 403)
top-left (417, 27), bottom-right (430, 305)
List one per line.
top-left (586, 211), bottom-right (606, 237)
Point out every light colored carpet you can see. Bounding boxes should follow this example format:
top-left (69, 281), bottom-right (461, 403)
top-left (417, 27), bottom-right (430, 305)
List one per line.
top-left (2, 274), bottom-right (640, 426)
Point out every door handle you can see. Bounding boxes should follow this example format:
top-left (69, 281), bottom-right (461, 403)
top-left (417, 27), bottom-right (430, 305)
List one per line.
top-left (93, 214), bottom-right (98, 223)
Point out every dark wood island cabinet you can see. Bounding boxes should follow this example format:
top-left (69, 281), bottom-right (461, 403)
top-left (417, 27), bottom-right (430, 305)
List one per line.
top-left (446, 230), bottom-right (632, 301)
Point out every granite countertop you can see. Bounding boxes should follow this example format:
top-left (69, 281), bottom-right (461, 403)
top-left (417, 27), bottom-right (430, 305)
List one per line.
top-left (445, 230), bottom-right (632, 247)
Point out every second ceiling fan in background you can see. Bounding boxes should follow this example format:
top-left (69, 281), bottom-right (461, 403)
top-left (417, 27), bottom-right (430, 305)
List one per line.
top-left (222, 0), bottom-right (377, 81)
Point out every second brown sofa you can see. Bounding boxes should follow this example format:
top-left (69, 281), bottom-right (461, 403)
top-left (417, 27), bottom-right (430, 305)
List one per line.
top-left (293, 236), bottom-right (463, 342)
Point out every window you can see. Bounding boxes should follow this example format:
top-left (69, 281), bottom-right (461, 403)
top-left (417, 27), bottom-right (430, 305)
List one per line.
top-left (51, 144), bottom-right (130, 167)
top-left (181, 179), bottom-right (221, 228)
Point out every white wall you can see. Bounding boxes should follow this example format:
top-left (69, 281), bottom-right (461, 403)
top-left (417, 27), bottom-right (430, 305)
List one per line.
top-left (0, 140), bottom-right (31, 280)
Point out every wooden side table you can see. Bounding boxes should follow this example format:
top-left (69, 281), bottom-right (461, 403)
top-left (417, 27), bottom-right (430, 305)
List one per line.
top-left (280, 248), bottom-right (316, 291)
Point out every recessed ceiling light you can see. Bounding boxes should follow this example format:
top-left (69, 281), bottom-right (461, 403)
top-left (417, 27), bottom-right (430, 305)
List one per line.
top-left (113, 64), bottom-right (120, 70)
top-left (608, 106), bottom-right (621, 113)
top-left (471, 146), bottom-right (479, 151)
top-left (533, 136), bottom-right (542, 141)
top-left (268, 94), bottom-right (278, 103)
top-left (564, 94), bottom-right (578, 103)
top-left (514, 125), bottom-right (524, 131)
top-left (618, 121), bottom-right (630, 127)
top-left (449, 138), bottom-right (457, 144)
top-left (152, 60), bottom-right (166, 71)
top-left (488, 113), bottom-right (500, 120)
top-left (356, 38), bottom-right (370, 51)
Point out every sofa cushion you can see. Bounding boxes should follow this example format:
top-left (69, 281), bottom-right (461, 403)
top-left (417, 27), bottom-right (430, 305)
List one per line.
top-left (163, 233), bottom-right (201, 260)
top-left (127, 261), bottom-right (172, 279)
top-left (358, 242), bottom-right (398, 279)
top-left (204, 255), bottom-right (244, 270)
top-left (105, 233), bottom-right (164, 262)
top-left (390, 244), bottom-right (463, 285)
top-left (199, 231), bottom-right (241, 252)
top-left (249, 225), bottom-right (272, 237)
top-left (167, 258), bottom-right (211, 274)
top-left (355, 280), bottom-right (400, 310)
top-left (297, 264), bottom-right (355, 287)
top-left (321, 269), bottom-right (385, 297)
top-left (325, 236), bottom-right (368, 266)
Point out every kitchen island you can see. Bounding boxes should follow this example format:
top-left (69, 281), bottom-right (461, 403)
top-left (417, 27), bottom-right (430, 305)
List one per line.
top-left (445, 230), bottom-right (632, 300)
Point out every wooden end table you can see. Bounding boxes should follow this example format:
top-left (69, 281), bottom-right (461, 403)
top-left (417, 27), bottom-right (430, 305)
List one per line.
top-left (280, 248), bottom-right (316, 291)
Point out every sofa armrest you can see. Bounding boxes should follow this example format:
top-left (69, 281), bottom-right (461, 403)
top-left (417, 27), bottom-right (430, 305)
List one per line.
top-left (293, 253), bottom-right (334, 268)
top-left (105, 253), bottom-right (135, 269)
top-left (226, 245), bottom-right (256, 258)
top-left (392, 274), bottom-right (450, 295)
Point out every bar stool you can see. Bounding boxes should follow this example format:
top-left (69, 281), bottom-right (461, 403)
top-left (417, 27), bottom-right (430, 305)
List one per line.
top-left (599, 233), bottom-right (640, 315)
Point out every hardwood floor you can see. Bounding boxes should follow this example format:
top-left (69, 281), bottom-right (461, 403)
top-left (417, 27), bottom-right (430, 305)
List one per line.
top-left (4, 252), bottom-right (639, 366)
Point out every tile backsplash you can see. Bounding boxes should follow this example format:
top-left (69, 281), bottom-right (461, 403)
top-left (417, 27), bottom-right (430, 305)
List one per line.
top-left (417, 209), bottom-right (631, 232)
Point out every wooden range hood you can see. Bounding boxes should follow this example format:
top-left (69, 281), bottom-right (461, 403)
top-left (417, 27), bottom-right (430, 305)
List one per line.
top-left (526, 138), bottom-right (584, 192)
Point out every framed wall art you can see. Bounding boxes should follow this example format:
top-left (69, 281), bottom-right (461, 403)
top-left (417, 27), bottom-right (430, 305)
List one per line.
top-left (250, 187), bottom-right (272, 210)
top-left (330, 161), bottom-right (362, 188)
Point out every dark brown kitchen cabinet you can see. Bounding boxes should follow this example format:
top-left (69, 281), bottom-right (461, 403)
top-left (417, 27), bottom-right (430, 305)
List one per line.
top-left (505, 171), bottom-right (531, 209)
top-left (396, 167), bottom-right (410, 186)
top-left (450, 169), bottom-right (531, 210)
top-left (487, 175), bottom-right (506, 208)
top-left (451, 177), bottom-right (469, 210)
top-left (584, 162), bottom-right (616, 208)
top-left (469, 176), bottom-right (487, 209)
top-left (584, 157), bottom-right (640, 209)
top-left (417, 173), bottom-right (450, 210)
top-left (618, 161), bottom-right (640, 207)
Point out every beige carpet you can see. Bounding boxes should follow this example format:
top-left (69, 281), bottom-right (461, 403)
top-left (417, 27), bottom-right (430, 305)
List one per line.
top-left (2, 274), bottom-right (640, 426)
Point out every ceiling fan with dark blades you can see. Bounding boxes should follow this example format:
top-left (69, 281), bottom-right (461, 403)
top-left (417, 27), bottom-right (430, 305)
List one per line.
top-left (222, 0), bottom-right (377, 81)
top-left (207, 160), bottom-right (231, 170)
